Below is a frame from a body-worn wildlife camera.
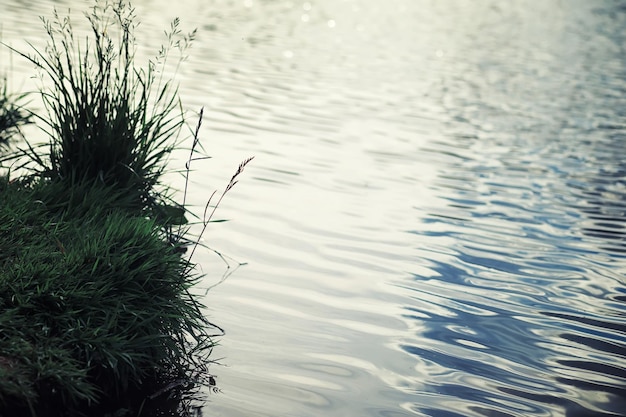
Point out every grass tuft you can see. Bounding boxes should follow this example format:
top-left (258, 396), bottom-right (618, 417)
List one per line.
top-left (0, 178), bottom-right (219, 416)
top-left (5, 0), bottom-right (196, 211)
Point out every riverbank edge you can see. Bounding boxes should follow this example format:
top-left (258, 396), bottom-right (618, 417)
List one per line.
top-left (0, 2), bottom-right (219, 415)
top-left (0, 176), bottom-right (214, 417)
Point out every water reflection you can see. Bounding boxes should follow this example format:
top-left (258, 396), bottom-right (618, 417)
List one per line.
top-left (398, 1), bottom-right (626, 415)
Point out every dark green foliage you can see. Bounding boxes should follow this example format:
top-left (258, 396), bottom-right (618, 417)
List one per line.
top-left (0, 78), bottom-right (30, 150)
top-left (7, 0), bottom-right (195, 211)
top-left (0, 2), bottom-right (225, 416)
top-left (0, 179), bottom-right (214, 416)
top-left (0, 1), bottom-right (254, 415)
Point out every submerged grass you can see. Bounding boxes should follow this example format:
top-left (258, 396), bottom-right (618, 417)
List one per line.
top-left (0, 1), bottom-right (252, 416)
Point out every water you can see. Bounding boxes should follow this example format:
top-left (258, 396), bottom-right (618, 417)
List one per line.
top-left (2, 0), bottom-right (626, 416)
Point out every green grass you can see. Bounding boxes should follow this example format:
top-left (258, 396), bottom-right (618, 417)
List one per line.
top-left (0, 178), bottom-right (215, 416)
top-left (0, 1), bottom-right (253, 416)
top-left (6, 0), bottom-right (196, 212)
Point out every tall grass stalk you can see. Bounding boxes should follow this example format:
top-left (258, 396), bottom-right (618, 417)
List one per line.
top-left (176, 108), bottom-right (253, 273)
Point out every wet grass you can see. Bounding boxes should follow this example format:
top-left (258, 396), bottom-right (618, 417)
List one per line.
top-left (0, 1), bottom-right (252, 416)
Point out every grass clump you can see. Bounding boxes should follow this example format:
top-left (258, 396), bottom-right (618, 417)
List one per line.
top-left (0, 1), bottom-right (252, 416)
top-left (8, 0), bottom-right (195, 212)
top-left (0, 179), bottom-right (214, 416)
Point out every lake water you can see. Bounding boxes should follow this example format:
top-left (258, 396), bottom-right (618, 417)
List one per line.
top-left (2, 0), bottom-right (626, 416)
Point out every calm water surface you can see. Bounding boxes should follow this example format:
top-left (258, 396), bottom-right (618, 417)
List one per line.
top-left (2, 1), bottom-right (626, 416)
